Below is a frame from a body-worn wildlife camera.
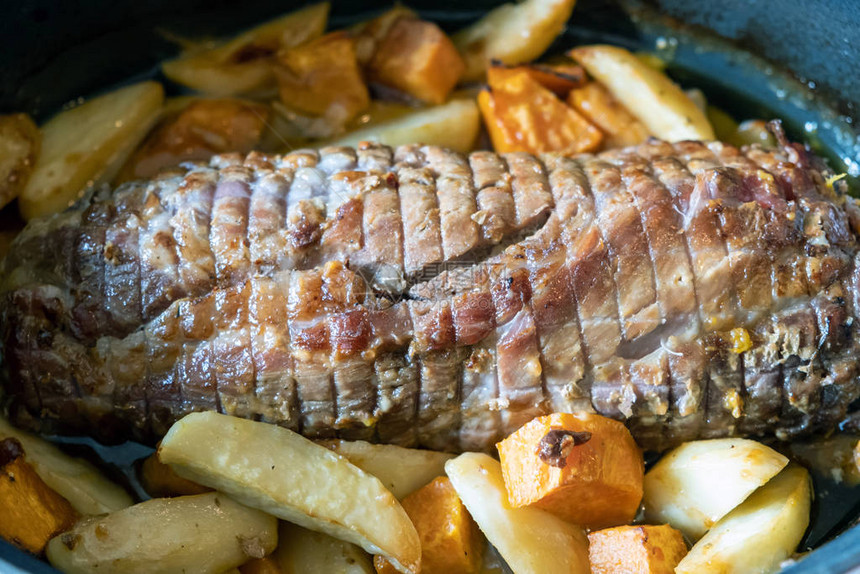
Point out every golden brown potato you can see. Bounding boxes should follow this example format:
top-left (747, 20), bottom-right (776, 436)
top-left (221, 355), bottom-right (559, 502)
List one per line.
top-left (479, 67), bottom-right (602, 155)
top-left (277, 522), bottom-right (374, 574)
top-left (368, 18), bottom-right (465, 105)
top-left (275, 32), bottom-right (370, 125)
top-left (587, 524), bottom-right (688, 574)
top-left (162, 3), bottom-right (329, 96)
top-left (567, 81), bottom-right (650, 148)
top-left (0, 113), bottom-right (40, 210)
top-left (374, 477), bottom-right (483, 574)
top-left (0, 438), bottom-right (79, 555)
top-left (137, 449), bottom-right (211, 498)
top-left (118, 98), bottom-right (270, 181)
top-left (496, 412), bottom-right (643, 530)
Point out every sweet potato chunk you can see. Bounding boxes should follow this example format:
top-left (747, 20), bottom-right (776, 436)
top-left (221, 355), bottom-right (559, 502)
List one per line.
top-left (568, 81), bottom-right (650, 148)
top-left (497, 412), bottom-right (644, 529)
top-left (369, 18), bottom-right (465, 105)
top-left (479, 67), bottom-right (602, 155)
top-left (588, 525), bottom-right (687, 574)
top-left (493, 62), bottom-right (586, 97)
top-left (0, 438), bottom-right (79, 555)
top-left (275, 31), bottom-right (370, 124)
top-left (119, 98), bottom-right (270, 181)
top-left (374, 477), bottom-right (482, 574)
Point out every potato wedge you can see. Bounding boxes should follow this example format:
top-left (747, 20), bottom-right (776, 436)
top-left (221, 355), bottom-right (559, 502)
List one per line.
top-left (240, 556), bottom-right (282, 574)
top-left (46, 492), bottom-right (277, 574)
top-left (0, 113), bottom-right (40, 210)
top-left (319, 440), bottom-right (453, 499)
top-left (676, 465), bottom-right (811, 574)
top-left (137, 450), bottom-right (211, 498)
top-left (588, 524), bottom-right (687, 574)
top-left (0, 438), bottom-right (79, 555)
top-left (118, 98), bottom-right (270, 181)
top-left (162, 3), bottom-right (329, 96)
top-left (159, 412), bottom-right (420, 574)
top-left (445, 453), bottom-right (590, 574)
top-left (19, 81), bottom-right (164, 220)
top-left (497, 412), bottom-right (643, 530)
top-left (328, 98), bottom-right (480, 154)
top-left (277, 522), bottom-right (373, 574)
top-left (453, 0), bottom-right (577, 81)
top-left (374, 477), bottom-right (483, 574)
top-left (643, 438), bottom-right (789, 541)
top-left (369, 18), bottom-right (465, 105)
top-left (0, 417), bottom-right (133, 515)
top-left (567, 81), bottom-right (650, 147)
top-left (569, 45), bottom-right (714, 141)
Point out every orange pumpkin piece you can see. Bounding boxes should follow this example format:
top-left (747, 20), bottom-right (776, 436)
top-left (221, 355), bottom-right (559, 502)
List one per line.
top-left (0, 438), bottom-right (79, 555)
top-left (479, 67), bottom-right (602, 155)
top-left (374, 476), bottom-right (483, 574)
top-left (239, 555), bottom-right (282, 574)
top-left (369, 17), bottom-right (465, 105)
top-left (496, 412), bottom-right (644, 529)
top-left (491, 62), bottom-right (586, 97)
top-left (275, 31), bottom-right (370, 123)
top-left (588, 524), bottom-right (688, 574)
top-left (568, 81), bottom-right (650, 148)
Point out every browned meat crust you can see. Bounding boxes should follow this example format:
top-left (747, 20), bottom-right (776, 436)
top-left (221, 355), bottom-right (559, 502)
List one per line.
top-left (2, 139), bottom-right (859, 451)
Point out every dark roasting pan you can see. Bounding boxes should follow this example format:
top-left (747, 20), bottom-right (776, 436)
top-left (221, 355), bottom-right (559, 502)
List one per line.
top-left (1, 0), bottom-right (859, 572)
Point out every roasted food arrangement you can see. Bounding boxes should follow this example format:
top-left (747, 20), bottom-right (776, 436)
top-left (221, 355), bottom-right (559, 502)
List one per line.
top-left (0, 0), bottom-right (857, 572)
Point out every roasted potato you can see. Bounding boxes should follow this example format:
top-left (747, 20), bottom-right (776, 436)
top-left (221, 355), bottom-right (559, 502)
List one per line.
top-left (240, 556), bottom-right (282, 574)
top-left (643, 438), bottom-right (789, 541)
top-left (0, 113), bottom-right (40, 210)
top-left (159, 412), bottom-right (421, 574)
top-left (118, 98), bottom-right (270, 181)
top-left (479, 66), bottom-right (603, 155)
top-left (368, 17), bottom-right (465, 105)
top-left (0, 438), bottom-right (79, 555)
top-left (445, 453), bottom-right (591, 574)
top-left (275, 31), bottom-right (370, 125)
top-left (568, 81), bottom-right (650, 147)
top-left (453, 0), bottom-right (577, 81)
top-left (0, 417), bottom-right (133, 515)
top-left (328, 98), bottom-right (481, 153)
top-left (587, 524), bottom-right (687, 574)
top-left (496, 412), bottom-right (643, 530)
top-left (676, 465), bottom-right (811, 574)
top-left (570, 45), bottom-right (715, 141)
top-left (137, 449), bottom-right (211, 498)
top-left (277, 522), bottom-right (374, 574)
top-left (374, 477), bottom-right (483, 574)
top-left (319, 440), bottom-right (453, 500)
top-left (19, 81), bottom-right (164, 220)
top-left (46, 492), bottom-right (277, 574)
top-left (162, 3), bottom-right (329, 96)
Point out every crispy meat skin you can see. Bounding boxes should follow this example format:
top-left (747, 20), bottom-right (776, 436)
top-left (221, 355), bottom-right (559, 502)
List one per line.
top-left (2, 141), bottom-right (859, 451)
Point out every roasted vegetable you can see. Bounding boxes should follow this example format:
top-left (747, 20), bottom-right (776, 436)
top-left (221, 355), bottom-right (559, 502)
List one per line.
top-left (0, 438), bottom-right (79, 555)
top-left (496, 412), bottom-right (643, 530)
top-left (446, 453), bottom-right (591, 574)
top-left (19, 81), bottom-right (164, 220)
top-left (374, 477), bottom-right (482, 574)
top-left (119, 98), bottom-right (270, 181)
top-left (319, 440), bottom-right (453, 499)
top-left (351, 6), bottom-right (419, 67)
top-left (0, 417), bottom-right (133, 515)
top-left (46, 492), bottom-right (277, 574)
top-left (368, 17), bottom-right (465, 105)
top-left (0, 113), bottom-right (40, 210)
top-left (643, 438), bottom-right (789, 541)
top-left (568, 81), bottom-right (650, 147)
top-left (676, 465), bottom-right (811, 574)
top-left (328, 98), bottom-right (480, 153)
top-left (161, 3), bottom-right (329, 96)
top-left (159, 412), bottom-right (421, 574)
top-left (275, 31), bottom-right (370, 125)
top-left (453, 0), bottom-right (577, 81)
top-left (277, 522), bottom-right (374, 574)
top-left (137, 449), bottom-right (211, 498)
top-left (569, 45), bottom-right (715, 141)
top-left (239, 556), bottom-right (282, 574)
top-left (479, 66), bottom-right (602, 155)
top-left (587, 524), bottom-right (687, 574)
top-left (500, 62), bottom-right (587, 97)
